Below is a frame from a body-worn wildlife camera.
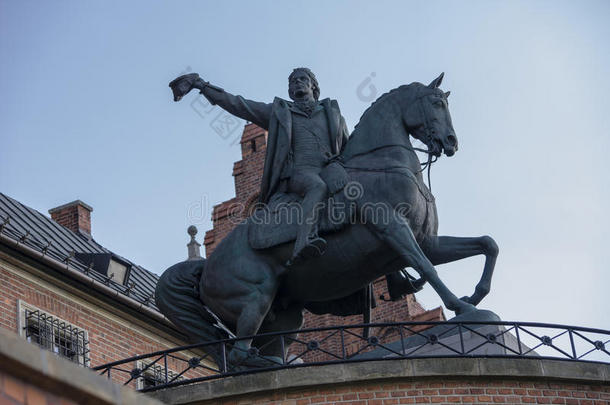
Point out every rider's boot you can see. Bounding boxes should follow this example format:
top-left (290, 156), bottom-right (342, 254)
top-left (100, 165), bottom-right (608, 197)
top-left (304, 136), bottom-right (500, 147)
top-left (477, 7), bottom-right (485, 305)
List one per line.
top-left (286, 201), bottom-right (327, 266)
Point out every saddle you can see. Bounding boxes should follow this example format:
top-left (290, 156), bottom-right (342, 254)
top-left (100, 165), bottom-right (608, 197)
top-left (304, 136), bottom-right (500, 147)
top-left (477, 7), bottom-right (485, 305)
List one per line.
top-left (248, 161), bottom-right (352, 250)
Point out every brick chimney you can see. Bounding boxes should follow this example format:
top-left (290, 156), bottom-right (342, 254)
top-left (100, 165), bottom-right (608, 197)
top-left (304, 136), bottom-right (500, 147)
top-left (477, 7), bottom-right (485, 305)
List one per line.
top-left (48, 200), bottom-right (93, 235)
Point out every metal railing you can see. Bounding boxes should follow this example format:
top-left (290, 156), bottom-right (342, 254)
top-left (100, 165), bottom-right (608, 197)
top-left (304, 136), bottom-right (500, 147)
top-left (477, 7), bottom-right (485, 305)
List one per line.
top-left (92, 320), bottom-right (610, 392)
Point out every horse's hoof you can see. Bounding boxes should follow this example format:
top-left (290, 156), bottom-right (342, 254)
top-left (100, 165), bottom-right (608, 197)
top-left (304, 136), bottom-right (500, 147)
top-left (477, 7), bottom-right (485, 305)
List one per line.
top-left (455, 301), bottom-right (476, 315)
top-left (227, 348), bottom-right (282, 370)
top-left (459, 295), bottom-right (474, 305)
top-left (460, 293), bottom-right (485, 306)
top-left (227, 348), bottom-right (248, 366)
top-left (412, 277), bottom-right (426, 291)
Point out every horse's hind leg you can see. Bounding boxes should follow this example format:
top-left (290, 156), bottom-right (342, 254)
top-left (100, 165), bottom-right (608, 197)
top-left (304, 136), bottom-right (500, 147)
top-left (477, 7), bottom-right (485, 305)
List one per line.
top-left (227, 277), bottom-right (278, 365)
top-left (252, 303), bottom-right (304, 362)
top-left (421, 235), bottom-right (499, 306)
top-left (369, 214), bottom-right (475, 315)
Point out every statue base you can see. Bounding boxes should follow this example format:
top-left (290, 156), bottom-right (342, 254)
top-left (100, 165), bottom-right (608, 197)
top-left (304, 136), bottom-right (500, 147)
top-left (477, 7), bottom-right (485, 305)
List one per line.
top-left (353, 309), bottom-right (533, 359)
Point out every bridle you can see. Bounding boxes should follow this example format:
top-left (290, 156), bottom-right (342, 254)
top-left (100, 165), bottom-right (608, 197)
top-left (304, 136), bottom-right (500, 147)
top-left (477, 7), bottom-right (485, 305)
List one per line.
top-left (410, 87), bottom-right (446, 191)
top-left (343, 87), bottom-right (447, 192)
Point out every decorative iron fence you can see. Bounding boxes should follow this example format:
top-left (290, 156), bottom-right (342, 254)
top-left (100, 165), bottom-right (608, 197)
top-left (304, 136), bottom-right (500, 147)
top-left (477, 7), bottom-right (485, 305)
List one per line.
top-left (93, 321), bottom-right (609, 392)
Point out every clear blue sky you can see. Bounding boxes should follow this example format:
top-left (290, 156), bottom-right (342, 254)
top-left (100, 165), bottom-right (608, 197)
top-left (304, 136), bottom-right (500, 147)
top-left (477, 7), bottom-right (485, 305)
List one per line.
top-left (1, 1), bottom-right (608, 330)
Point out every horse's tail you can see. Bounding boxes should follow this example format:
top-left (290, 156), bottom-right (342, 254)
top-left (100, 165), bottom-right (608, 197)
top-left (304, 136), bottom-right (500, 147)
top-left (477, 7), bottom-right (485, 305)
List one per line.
top-left (155, 259), bottom-right (230, 365)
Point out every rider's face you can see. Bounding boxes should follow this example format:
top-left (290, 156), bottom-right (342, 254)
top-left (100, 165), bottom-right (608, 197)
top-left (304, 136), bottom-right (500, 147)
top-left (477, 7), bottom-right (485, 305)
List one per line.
top-left (289, 72), bottom-right (314, 101)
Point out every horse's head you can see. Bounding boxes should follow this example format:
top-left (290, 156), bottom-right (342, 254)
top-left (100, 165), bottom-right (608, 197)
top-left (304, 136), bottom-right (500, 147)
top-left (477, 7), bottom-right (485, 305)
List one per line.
top-left (403, 73), bottom-right (458, 157)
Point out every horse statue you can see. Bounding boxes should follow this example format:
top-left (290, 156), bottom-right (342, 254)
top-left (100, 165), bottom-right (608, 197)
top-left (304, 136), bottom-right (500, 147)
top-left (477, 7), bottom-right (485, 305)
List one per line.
top-left (155, 73), bottom-right (499, 367)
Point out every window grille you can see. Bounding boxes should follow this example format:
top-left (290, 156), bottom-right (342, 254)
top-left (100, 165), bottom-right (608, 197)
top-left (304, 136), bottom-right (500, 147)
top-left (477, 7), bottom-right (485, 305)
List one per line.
top-left (23, 309), bottom-right (90, 366)
top-left (136, 360), bottom-right (183, 389)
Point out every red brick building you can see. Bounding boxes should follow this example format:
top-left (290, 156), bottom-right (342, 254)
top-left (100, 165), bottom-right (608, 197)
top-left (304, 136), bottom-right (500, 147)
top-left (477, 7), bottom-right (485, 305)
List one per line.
top-left (0, 195), bottom-right (205, 389)
top-left (203, 123), bottom-right (445, 342)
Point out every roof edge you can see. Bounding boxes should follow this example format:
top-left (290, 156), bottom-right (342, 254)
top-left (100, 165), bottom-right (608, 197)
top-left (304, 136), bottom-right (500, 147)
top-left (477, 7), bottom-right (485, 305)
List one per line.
top-left (0, 232), bottom-right (168, 326)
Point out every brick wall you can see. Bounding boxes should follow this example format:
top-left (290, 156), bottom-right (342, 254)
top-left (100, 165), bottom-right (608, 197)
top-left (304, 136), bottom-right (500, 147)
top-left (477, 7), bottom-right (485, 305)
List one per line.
top-left (0, 369), bottom-right (80, 405)
top-left (0, 258), bottom-right (211, 385)
top-left (204, 123), bottom-right (267, 255)
top-left (192, 378), bottom-right (610, 405)
top-left (0, 326), bottom-right (164, 405)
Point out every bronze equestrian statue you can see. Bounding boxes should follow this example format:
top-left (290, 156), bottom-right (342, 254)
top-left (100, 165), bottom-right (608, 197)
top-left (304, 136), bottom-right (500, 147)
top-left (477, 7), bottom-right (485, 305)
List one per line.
top-left (157, 71), bottom-right (499, 368)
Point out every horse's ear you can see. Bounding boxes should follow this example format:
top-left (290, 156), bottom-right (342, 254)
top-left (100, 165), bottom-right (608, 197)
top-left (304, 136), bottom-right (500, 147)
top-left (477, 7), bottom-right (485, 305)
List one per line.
top-left (428, 72), bottom-right (444, 88)
top-left (444, 91), bottom-right (451, 98)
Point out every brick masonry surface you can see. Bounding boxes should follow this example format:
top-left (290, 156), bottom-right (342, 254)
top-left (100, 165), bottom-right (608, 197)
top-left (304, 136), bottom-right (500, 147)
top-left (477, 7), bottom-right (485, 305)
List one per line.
top-left (0, 368), bottom-right (80, 405)
top-left (0, 261), bottom-right (210, 386)
top-left (204, 123), bottom-right (267, 255)
top-left (48, 202), bottom-right (91, 235)
top-left (192, 378), bottom-right (610, 405)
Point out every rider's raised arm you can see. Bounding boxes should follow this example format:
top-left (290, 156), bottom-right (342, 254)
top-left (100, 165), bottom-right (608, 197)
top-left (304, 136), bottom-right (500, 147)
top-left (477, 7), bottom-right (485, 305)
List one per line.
top-left (196, 81), bottom-right (272, 130)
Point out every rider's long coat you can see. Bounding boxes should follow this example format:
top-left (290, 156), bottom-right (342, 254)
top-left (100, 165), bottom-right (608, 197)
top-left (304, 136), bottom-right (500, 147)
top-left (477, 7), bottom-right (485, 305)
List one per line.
top-left (201, 87), bottom-right (349, 203)
top-left (263, 97), bottom-right (349, 203)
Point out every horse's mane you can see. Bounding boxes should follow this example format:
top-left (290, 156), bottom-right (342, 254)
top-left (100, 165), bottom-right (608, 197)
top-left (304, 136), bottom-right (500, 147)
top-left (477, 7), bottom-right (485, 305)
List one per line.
top-left (352, 83), bottom-right (418, 133)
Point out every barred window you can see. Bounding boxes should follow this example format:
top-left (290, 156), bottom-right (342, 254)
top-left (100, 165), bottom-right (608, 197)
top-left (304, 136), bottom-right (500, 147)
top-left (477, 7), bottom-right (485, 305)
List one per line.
top-left (136, 360), bottom-right (183, 389)
top-left (18, 301), bottom-right (90, 367)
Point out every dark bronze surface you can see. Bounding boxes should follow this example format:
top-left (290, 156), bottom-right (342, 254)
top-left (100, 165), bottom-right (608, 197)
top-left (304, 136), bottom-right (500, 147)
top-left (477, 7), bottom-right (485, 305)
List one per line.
top-left (158, 71), bottom-right (499, 368)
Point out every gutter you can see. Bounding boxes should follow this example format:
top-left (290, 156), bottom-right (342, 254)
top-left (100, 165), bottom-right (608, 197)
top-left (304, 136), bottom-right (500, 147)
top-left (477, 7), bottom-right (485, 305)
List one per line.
top-left (0, 233), bottom-right (171, 326)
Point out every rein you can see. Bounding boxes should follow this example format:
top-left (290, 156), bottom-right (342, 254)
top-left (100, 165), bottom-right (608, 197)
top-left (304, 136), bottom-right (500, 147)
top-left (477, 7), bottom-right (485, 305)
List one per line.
top-left (343, 143), bottom-right (438, 192)
top-left (414, 87), bottom-right (441, 191)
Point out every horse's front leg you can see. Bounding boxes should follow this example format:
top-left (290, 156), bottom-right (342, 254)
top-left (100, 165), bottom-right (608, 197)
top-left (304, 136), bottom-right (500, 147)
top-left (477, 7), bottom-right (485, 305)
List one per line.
top-left (369, 215), bottom-right (475, 315)
top-left (420, 235), bottom-right (499, 306)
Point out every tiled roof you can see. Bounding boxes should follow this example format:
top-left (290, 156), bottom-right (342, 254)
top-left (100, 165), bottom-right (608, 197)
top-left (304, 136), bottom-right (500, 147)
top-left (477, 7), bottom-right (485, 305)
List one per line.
top-left (0, 192), bottom-right (160, 312)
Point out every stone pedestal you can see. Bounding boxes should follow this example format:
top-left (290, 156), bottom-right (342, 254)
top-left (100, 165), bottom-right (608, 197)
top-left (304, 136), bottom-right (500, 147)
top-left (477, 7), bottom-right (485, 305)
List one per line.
top-left (354, 309), bottom-right (534, 359)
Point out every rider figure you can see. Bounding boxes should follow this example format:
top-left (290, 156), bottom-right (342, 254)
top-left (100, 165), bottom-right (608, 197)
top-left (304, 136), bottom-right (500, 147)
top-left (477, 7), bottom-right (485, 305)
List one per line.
top-left (189, 68), bottom-right (349, 265)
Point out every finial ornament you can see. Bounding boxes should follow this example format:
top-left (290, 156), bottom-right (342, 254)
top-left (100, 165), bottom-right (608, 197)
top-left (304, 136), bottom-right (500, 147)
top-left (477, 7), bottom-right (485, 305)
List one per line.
top-left (187, 225), bottom-right (202, 260)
